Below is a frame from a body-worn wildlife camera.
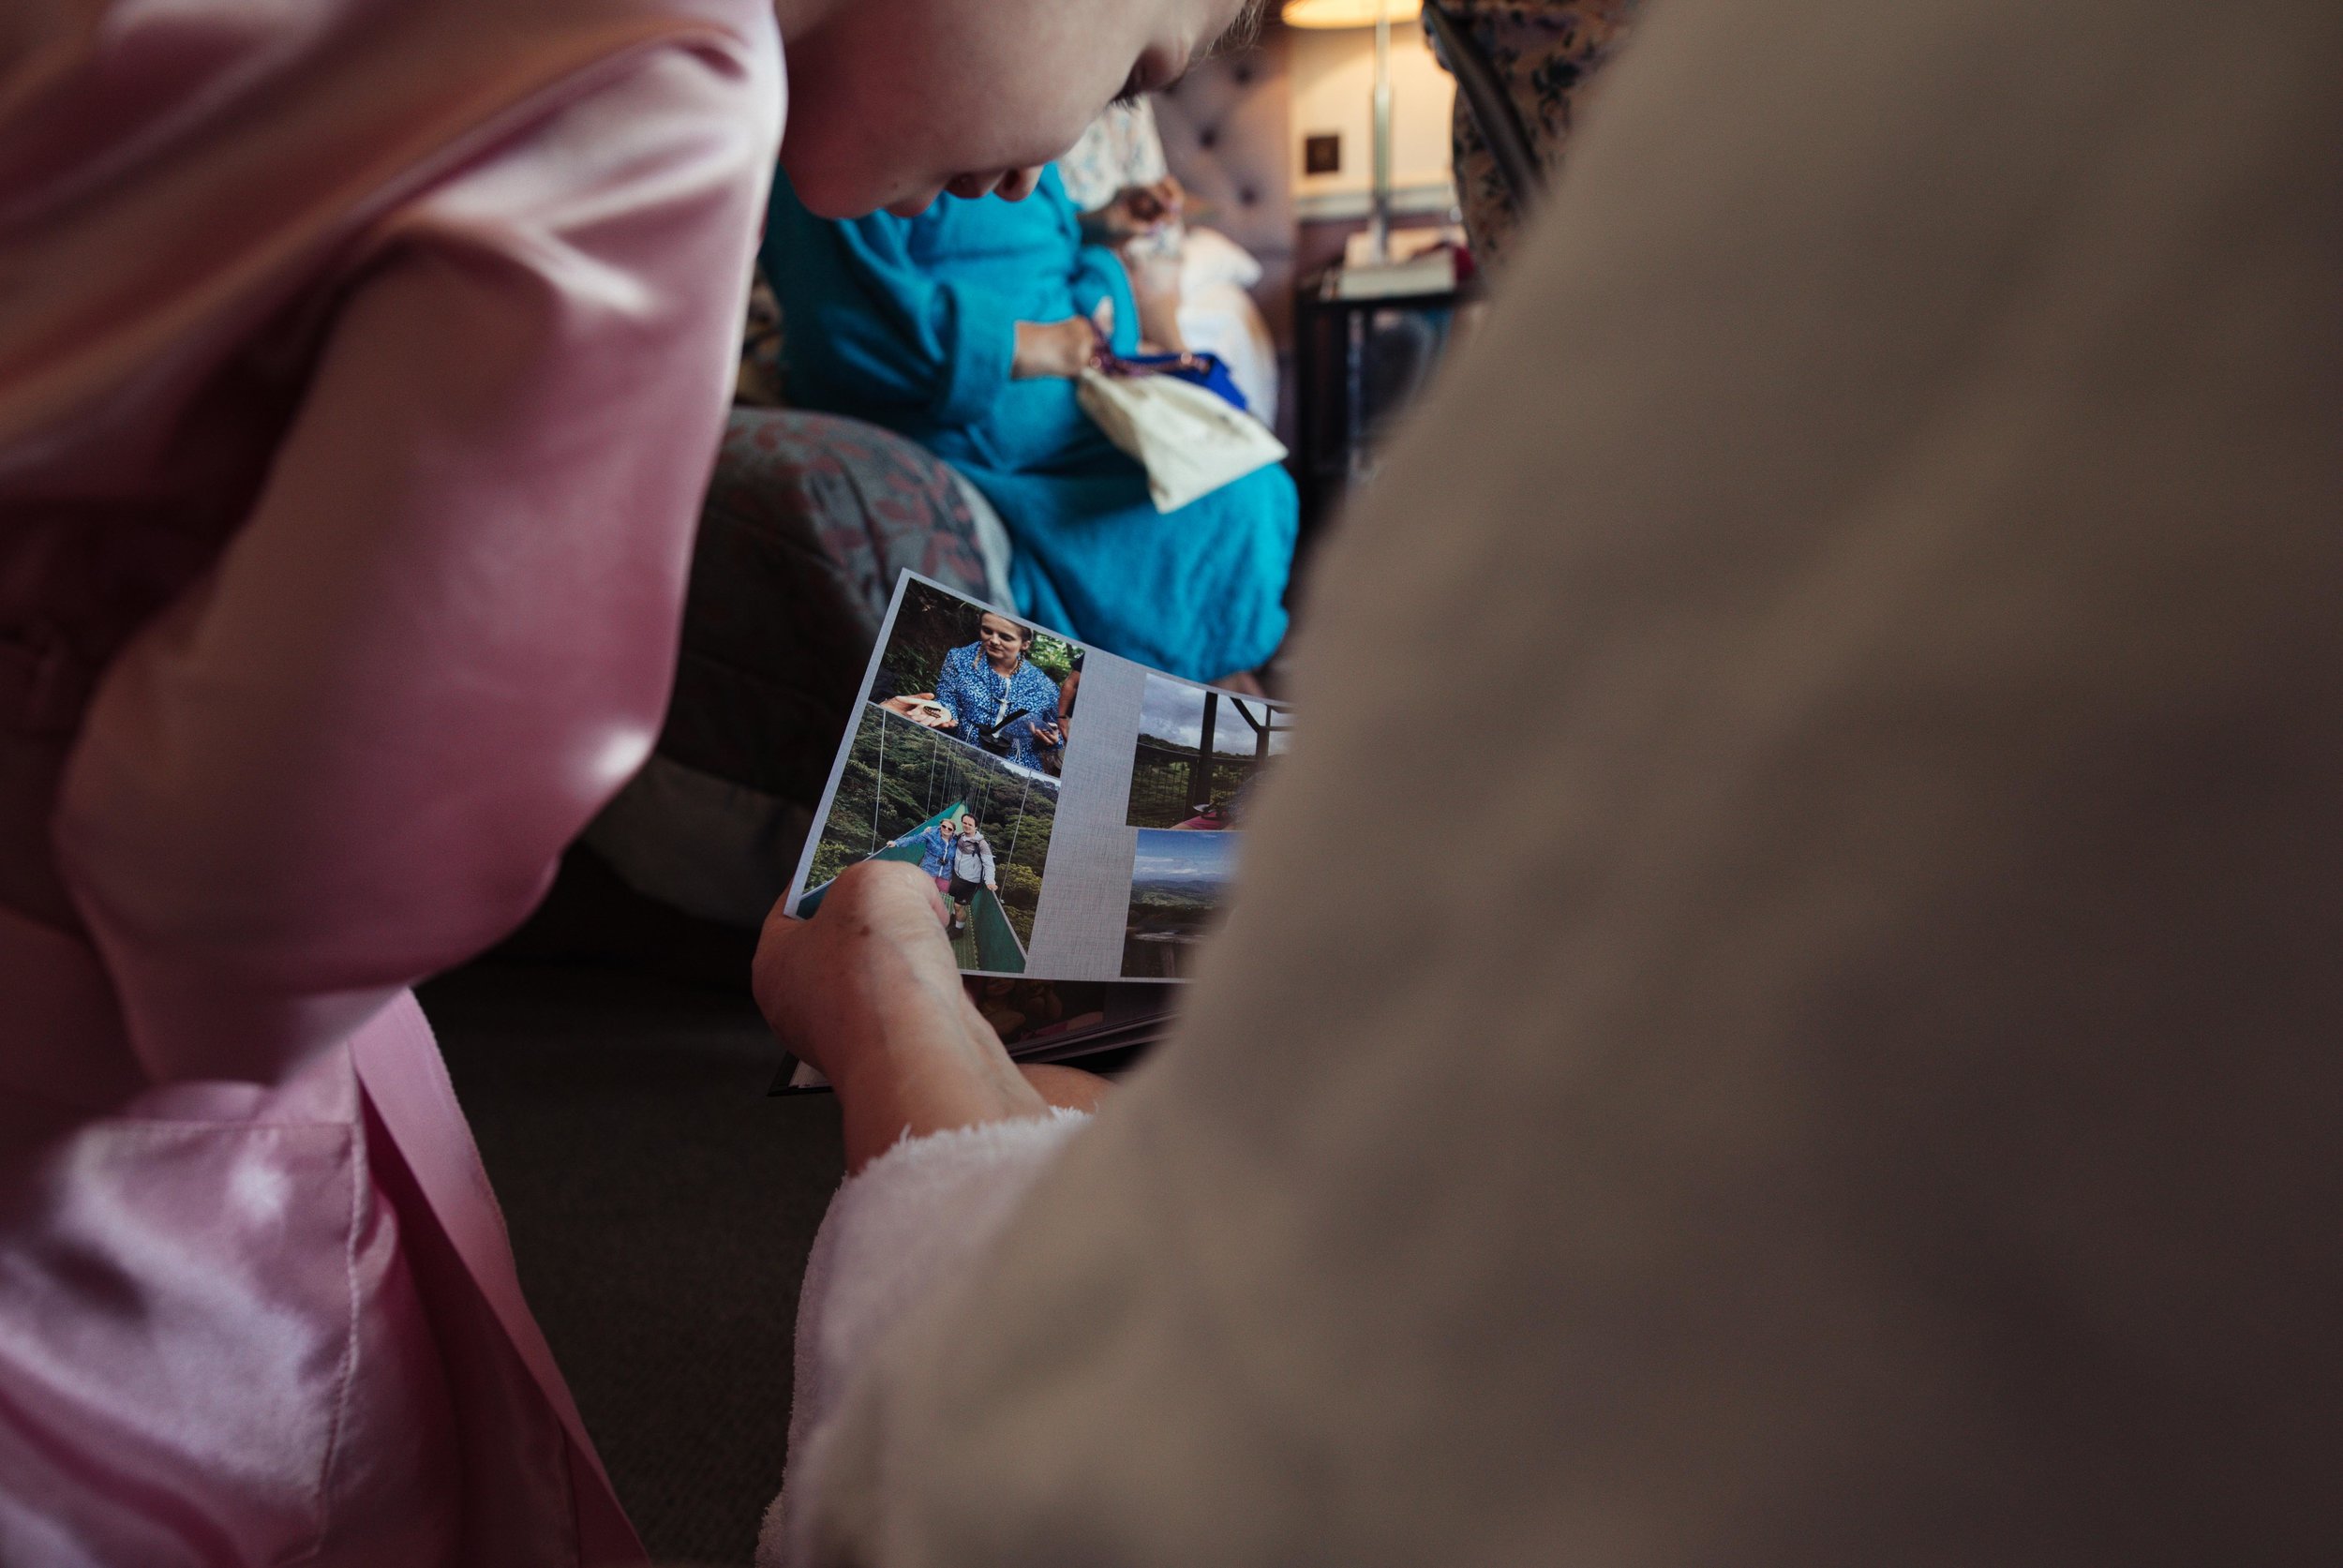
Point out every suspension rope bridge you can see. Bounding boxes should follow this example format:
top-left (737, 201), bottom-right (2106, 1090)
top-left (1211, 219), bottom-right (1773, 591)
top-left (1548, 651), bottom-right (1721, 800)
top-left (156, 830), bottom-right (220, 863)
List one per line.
top-left (795, 707), bottom-right (1035, 973)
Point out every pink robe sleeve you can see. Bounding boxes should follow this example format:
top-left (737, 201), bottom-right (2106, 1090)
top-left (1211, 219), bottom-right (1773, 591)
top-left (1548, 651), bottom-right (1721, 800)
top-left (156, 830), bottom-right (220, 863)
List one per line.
top-left (52, 39), bottom-right (781, 1085)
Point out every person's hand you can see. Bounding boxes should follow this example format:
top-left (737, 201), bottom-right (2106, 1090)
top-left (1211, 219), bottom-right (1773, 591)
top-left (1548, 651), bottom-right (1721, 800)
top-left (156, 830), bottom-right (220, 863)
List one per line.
top-left (1122, 245), bottom-right (1186, 354)
top-left (1012, 314), bottom-right (1102, 380)
top-left (1032, 721), bottom-right (1065, 751)
top-left (754, 863), bottom-right (1102, 1169)
top-left (1095, 176), bottom-right (1185, 244)
top-left (880, 694), bottom-right (955, 728)
top-left (757, 862), bottom-right (1037, 1169)
top-left (1136, 174), bottom-right (1185, 226)
top-left (985, 880), bottom-right (998, 893)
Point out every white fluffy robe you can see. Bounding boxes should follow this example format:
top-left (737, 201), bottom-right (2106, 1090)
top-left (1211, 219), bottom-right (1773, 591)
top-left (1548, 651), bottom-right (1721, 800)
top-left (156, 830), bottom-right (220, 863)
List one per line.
top-left (766, 0), bottom-right (2342, 1561)
top-left (759, 1112), bottom-right (1091, 1567)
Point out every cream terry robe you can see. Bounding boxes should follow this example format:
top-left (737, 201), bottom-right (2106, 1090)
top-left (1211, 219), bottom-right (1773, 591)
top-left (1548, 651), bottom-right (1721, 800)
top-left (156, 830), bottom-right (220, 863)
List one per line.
top-left (764, 0), bottom-right (2343, 1561)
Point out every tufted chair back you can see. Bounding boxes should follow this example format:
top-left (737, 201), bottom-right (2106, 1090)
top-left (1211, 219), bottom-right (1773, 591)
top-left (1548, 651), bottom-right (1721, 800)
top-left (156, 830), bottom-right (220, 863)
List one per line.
top-left (1154, 27), bottom-right (1295, 350)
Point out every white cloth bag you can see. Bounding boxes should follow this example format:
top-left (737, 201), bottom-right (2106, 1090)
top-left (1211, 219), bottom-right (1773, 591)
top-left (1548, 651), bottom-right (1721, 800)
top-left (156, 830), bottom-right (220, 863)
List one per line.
top-left (1076, 368), bottom-right (1288, 513)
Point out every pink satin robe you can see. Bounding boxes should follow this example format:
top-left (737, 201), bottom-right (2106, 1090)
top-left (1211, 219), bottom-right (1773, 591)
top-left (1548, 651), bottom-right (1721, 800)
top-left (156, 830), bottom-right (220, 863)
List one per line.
top-left (0, 0), bottom-right (781, 1560)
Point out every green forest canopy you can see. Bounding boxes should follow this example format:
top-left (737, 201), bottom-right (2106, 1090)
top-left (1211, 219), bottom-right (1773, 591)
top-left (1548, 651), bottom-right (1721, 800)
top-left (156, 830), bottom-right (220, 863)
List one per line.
top-left (880, 583), bottom-right (1078, 699)
top-left (809, 705), bottom-right (1058, 942)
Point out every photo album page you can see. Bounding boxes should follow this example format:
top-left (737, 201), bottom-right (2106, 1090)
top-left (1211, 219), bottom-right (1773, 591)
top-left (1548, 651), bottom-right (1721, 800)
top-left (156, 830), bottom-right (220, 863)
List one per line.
top-left (775, 574), bottom-right (1291, 1090)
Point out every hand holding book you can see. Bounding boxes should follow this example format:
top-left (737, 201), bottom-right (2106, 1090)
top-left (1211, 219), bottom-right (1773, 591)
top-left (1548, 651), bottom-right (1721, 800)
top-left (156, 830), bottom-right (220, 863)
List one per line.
top-left (753, 859), bottom-right (1101, 1166)
top-left (775, 574), bottom-right (1292, 1092)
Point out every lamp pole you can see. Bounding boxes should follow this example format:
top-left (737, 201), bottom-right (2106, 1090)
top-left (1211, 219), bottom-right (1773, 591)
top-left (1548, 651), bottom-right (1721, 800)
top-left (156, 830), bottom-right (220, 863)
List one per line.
top-left (1285, 0), bottom-right (1416, 263)
top-left (1368, 0), bottom-right (1393, 263)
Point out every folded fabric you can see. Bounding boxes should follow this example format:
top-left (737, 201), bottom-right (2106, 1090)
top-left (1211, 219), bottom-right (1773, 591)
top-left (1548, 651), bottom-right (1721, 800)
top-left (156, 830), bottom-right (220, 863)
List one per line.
top-left (1077, 368), bottom-right (1290, 513)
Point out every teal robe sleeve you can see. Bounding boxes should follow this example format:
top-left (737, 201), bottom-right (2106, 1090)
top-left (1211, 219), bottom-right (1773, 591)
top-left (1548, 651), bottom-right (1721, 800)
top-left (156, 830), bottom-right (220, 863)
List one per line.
top-left (762, 170), bottom-right (1142, 433)
top-left (766, 198), bottom-right (1018, 427)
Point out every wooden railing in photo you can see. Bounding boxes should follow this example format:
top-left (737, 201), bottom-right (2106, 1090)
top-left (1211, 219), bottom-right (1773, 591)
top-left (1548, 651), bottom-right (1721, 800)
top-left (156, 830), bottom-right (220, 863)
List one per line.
top-left (1130, 691), bottom-right (1292, 826)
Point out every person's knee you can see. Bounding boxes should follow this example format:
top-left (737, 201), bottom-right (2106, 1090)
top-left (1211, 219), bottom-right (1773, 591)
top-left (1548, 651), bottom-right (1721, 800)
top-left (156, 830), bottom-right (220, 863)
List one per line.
top-left (1017, 1064), bottom-right (1111, 1114)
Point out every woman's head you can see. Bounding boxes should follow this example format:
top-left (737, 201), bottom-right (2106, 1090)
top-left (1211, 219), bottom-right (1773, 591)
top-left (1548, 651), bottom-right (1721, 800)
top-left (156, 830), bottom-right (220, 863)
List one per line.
top-left (940, 815), bottom-right (959, 835)
top-left (976, 611), bottom-right (1036, 667)
top-left (779, 0), bottom-right (1263, 217)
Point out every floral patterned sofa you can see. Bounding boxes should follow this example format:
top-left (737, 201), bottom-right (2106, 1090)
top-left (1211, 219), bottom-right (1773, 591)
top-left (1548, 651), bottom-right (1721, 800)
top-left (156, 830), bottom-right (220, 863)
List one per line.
top-left (551, 404), bottom-right (992, 948)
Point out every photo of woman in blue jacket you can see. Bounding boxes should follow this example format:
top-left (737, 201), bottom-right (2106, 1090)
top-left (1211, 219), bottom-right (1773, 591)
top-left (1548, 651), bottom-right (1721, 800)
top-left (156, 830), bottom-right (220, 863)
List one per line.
top-left (885, 814), bottom-right (960, 900)
top-left (930, 612), bottom-right (1067, 772)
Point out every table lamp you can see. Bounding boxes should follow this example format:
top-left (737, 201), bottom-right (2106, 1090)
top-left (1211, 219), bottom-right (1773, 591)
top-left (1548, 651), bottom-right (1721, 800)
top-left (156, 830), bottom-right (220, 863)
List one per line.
top-left (1283, 0), bottom-right (1425, 266)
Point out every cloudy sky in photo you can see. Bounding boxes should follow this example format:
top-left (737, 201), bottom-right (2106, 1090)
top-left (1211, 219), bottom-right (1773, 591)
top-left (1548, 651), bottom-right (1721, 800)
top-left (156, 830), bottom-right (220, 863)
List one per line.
top-left (1130, 827), bottom-right (1240, 889)
top-left (1134, 673), bottom-right (1294, 756)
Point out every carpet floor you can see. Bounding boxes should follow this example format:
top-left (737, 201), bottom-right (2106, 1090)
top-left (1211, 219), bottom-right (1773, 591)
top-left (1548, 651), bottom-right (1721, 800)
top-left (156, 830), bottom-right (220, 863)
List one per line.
top-left (420, 960), bottom-right (842, 1566)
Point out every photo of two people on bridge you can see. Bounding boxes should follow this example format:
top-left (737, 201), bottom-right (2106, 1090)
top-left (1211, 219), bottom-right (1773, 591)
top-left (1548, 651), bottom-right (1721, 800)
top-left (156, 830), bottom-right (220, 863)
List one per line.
top-left (798, 706), bottom-right (1057, 974)
top-left (1122, 674), bottom-right (1292, 978)
top-left (892, 808), bottom-right (1003, 941)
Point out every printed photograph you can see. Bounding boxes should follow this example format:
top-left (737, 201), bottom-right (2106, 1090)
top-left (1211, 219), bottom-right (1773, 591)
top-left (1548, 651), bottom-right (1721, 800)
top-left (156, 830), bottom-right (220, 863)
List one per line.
top-left (798, 702), bottom-right (1059, 974)
top-left (1126, 672), bottom-right (1293, 829)
top-left (966, 978), bottom-right (1110, 1049)
top-left (870, 578), bottom-right (1084, 778)
top-left (1121, 827), bottom-right (1241, 979)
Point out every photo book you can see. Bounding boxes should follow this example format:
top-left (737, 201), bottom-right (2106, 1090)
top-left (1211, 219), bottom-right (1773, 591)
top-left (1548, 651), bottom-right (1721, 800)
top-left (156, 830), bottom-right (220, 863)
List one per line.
top-left (774, 573), bottom-right (1291, 1092)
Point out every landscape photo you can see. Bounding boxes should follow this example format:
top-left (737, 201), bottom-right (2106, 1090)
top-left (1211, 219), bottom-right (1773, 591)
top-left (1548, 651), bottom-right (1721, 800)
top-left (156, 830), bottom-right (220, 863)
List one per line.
top-left (1120, 828), bottom-right (1241, 979)
top-left (1125, 672), bottom-right (1293, 829)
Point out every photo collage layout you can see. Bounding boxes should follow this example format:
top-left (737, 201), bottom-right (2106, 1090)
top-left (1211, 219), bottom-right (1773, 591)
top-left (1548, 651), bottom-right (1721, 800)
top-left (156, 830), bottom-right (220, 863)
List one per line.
top-left (780, 575), bottom-right (1295, 1090)
top-left (789, 575), bottom-right (1293, 984)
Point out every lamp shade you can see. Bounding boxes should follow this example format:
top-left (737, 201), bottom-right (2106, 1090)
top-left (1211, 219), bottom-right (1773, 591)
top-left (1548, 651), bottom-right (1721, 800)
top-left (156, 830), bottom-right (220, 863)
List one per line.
top-left (1280, 0), bottom-right (1422, 27)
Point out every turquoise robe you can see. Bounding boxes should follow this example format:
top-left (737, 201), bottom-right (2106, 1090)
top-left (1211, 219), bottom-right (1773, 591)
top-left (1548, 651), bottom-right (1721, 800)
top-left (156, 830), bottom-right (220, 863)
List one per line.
top-left (761, 168), bottom-right (1295, 679)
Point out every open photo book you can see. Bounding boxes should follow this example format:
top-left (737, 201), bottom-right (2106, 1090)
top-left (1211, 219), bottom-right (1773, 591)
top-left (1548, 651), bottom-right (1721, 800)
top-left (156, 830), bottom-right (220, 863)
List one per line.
top-left (774, 573), bottom-right (1291, 1092)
